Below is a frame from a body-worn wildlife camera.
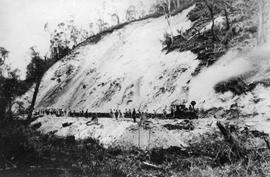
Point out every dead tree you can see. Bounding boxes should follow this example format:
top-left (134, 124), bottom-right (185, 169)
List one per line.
top-left (203, 0), bottom-right (216, 42)
top-left (217, 121), bottom-right (246, 160)
top-left (224, 8), bottom-right (230, 30)
top-left (257, 0), bottom-right (266, 45)
top-left (220, 0), bottom-right (234, 31)
top-left (27, 79), bottom-right (42, 120)
top-left (26, 48), bottom-right (46, 121)
top-left (264, 137), bottom-right (270, 150)
top-left (0, 47), bottom-right (9, 66)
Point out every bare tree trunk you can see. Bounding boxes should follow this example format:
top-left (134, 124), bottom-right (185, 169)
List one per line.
top-left (7, 100), bottom-right (12, 118)
top-left (27, 79), bottom-right (41, 120)
top-left (257, 0), bottom-right (266, 45)
top-left (224, 8), bottom-right (230, 31)
top-left (176, 0), bottom-right (180, 9)
top-left (217, 121), bottom-right (245, 159)
top-left (165, 0), bottom-right (174, 43)
top-left (203, 0), bottom-right (216, 41)
top-left (264, 137), bottom-right (270, 149)
top-left (168, 0), bottom-right (171, 13)
top-left (222, 27), bottom-right (233, 48)
top-left (210, 7), bottom-right (216, 41)
top-left (115, 16), bottom-right (120, 24)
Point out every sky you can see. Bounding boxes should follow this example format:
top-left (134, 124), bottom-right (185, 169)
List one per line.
top-left (0, 0), bottom-right (156, 79)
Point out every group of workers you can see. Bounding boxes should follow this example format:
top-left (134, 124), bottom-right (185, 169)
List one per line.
top-left (34, 101), bottom-right (198, 121)
top-left (109, 108), bottom-right (154, 123)
top-left (35, 108), bottom-right (100, 118)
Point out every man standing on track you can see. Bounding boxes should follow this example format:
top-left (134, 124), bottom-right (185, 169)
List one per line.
top-left (132, 108), bottom-right (136, 123)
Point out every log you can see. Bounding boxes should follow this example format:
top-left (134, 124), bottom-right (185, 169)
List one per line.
top-left (141, 161), bottom-right (162, 170)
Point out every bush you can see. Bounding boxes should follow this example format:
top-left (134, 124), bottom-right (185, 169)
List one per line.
top-left (0, 120), bottom-right (40, 168)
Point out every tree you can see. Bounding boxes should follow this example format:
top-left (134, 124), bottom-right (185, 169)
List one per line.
top-left (149, 2), bottom-right (165, 14)
top-left (214, 0), bottom-right (233, 30)
top-left (193, 0), bottom-right (233, 42)
top-left (88, 22), bottom-right (95, 36)
top-left (1, 71), bottom-right (20, 117)
top-left (159, 0), bottom-right (175, 43)
top-left (202, 0), bottom-right (217, 41)
top-left (0, 47), bottom-right (23, 120)
top-left (46, 22), bottom-right (71, 60)
top-left (45, 19), bottom-right (92, 60)
top-left (126, 5), bottom-right (137, 21)
top-left (257, 0), bottom-right (266, 45)
top-left (26, 47), bottom-right (47, 120)
top-left (175, 0), bottom-right (180, 9)
top-left (0, 47), bottom-right (9, 66)
top-left (96, 19), bottom-right (109, 32)
top-left (138, 1), bottom-right (146, 18)
top-left (111, 13), bottom-right (120, 26)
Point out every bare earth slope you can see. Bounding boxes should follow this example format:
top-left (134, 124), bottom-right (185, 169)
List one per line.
top-left (32, 4), bottom-right (270, 118)
top-left (34, 6), bottom-right (198, 112)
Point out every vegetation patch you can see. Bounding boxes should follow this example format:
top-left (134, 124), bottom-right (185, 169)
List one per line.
top-left (162, 0), bottom-right (258, 75)
top-left (215, 77), bottom-right (270, 95)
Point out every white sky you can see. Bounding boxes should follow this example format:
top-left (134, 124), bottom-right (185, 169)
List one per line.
top-left (0, 0), bottom-right (156, 78)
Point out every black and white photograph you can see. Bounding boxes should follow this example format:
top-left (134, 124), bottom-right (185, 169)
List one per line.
top-left (0, 0), bottom-right (270, 176)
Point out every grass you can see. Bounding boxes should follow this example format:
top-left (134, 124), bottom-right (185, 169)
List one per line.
top-left (0, 119), bottom-right (126, 177)
top-left (162, 0), bottom-right (258, 76)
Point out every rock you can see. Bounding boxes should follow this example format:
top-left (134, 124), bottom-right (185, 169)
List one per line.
top-left (32, 122), bottom-right (42, 129)
top-left (62, 122), bottom-right (72, 127)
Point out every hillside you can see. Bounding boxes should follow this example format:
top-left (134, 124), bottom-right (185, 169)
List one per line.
top-left (32, 6), bottom-right (197, 112)
top-left (4, 1), bottom-right (270, 176)
top-left (24, 1), bottom-right (270, 120)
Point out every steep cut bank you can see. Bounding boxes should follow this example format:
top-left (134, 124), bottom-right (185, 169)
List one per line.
top-left (34, 6), bottom-right (198, 112)
top-left (26, 1), bottom-right (270, 120)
